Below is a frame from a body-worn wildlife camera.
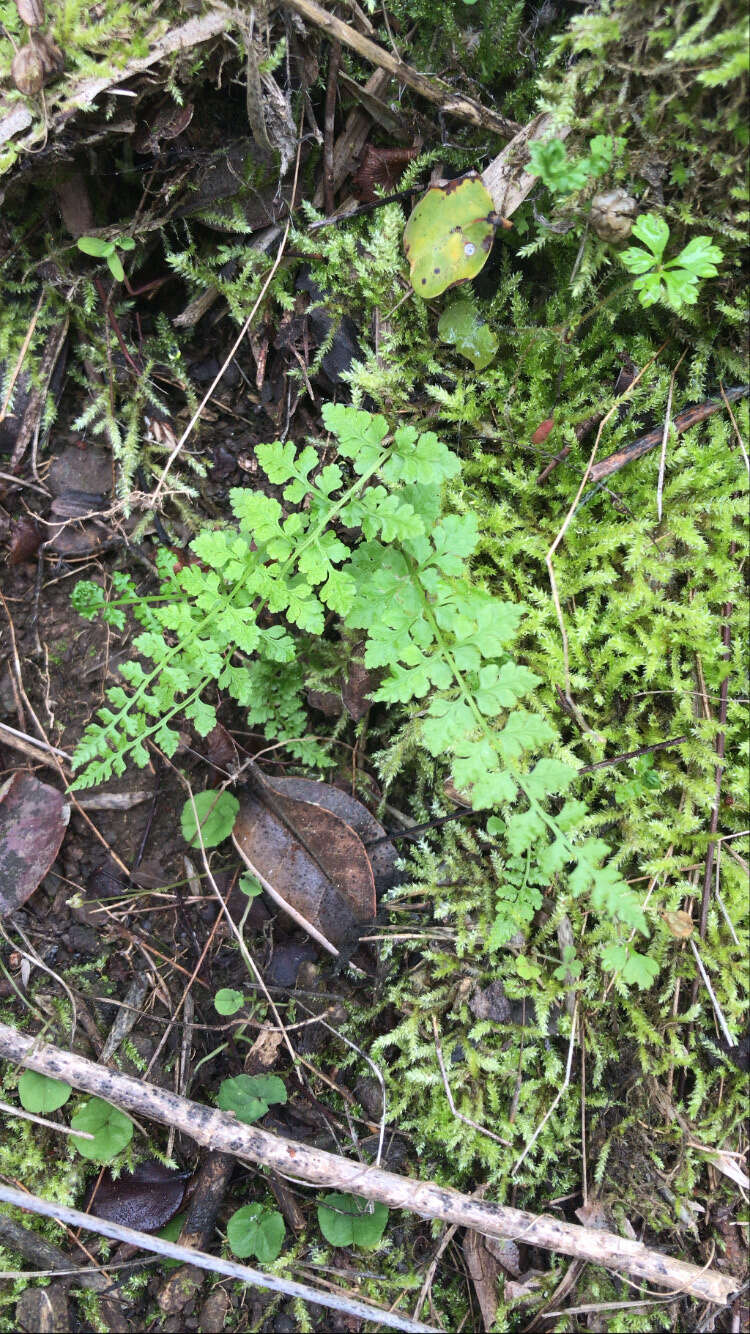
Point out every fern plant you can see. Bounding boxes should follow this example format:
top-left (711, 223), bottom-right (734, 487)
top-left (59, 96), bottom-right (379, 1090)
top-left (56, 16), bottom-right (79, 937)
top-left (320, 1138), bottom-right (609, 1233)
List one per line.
top-left (73, 404), bottom-right (656, 984)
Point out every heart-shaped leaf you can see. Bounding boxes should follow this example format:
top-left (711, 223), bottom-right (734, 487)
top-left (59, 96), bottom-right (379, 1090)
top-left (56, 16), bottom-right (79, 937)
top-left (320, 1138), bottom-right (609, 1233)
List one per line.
top-left (18, 1070), bottom-right (72, 1115)
top-left (404, 173), bottom-right (496, 298)
top-left (227, 1203), bottom-right (285, 1262)
top-left (317, 1193), bottom-right (389, 1249)
top-left (180, 790), bottom-right (239, 848)
top-left (71, 1097), bottom-right (133, 1162)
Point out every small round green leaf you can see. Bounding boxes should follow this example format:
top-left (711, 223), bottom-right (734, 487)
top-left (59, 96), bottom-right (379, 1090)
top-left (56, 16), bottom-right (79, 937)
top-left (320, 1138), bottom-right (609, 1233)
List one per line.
top-left (239, 873), bottom-right (263, 898)
top-left (217, 1074), bottom-right (287, 1125)
top-left (180, 790), bottom-right (239, 848)
top-left (18, 1070), bottom-right (72, 1115)
top-left (437, 300), bottom-right (498, 370)
top-left (227, 1204), bottom-right (285, 1262)
top-left (214, 987), bottom-right (245, 1016)
top-left (71, 1097), bottom-right (133, 1162)
top-left (317, 1193), bottom-right (389, 1249)
top-left (404, 173), bottom-right (496, 299)
top-left (76, 236), bottom-right (113, 258)
top-left (116, 236), bottom-right (136, 251)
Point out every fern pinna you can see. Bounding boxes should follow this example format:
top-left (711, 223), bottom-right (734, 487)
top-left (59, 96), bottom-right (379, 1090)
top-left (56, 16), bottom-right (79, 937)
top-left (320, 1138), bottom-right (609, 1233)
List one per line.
top-left (72, 404), bottom-right (656, 986)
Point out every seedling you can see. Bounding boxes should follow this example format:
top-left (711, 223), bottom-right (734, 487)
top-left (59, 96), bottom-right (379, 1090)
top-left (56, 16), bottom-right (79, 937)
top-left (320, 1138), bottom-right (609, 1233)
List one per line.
top-left (620, 214), bottom-right (723, 310)
top-left (317, 1192), bottom-right (389, 1249)
top-left (216, 1073), bottom-right (287, 1125)
top-left (527, 134), bottom-right (622, 195)
top-left (76, 233), bottom-right (136, 283)
top-left (227, 1203), bottom-right (285, 1262)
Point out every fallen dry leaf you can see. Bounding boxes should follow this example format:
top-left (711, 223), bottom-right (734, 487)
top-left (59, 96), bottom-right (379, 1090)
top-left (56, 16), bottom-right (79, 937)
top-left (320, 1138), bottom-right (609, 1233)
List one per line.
top-left (0, 773), bottom-right (70, 916)
top-left (232, 775), bottom-right (376, 952)
top-left (85, 1160), bottom-right (191, 1232)
top-left (266, 775), bottom-right (398, 897)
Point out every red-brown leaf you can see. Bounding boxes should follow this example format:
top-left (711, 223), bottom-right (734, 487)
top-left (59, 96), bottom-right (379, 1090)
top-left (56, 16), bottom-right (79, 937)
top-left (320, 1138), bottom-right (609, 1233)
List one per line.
top-left (0, 773), bottom-right (69, 916)
top-left (531, 416), bottom-right (555, 445)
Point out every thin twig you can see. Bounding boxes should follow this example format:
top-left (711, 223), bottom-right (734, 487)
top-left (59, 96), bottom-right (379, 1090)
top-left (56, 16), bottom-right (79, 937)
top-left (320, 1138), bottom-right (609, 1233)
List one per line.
top-left (323, 39), bottom-right (341, 216)
top-left (0, 290), bottom-right (45, 423)
top-left (0, 1022), bottom-right (739, 1304)
top-left (689, 939), bottom-right (736, 1048)
top-left (656, 351), bottom-right (687, 520)
top-left (432, 1015), bottom-right (511, 1147)
top-left (513, 1003), bottom-right (578, 1175)
top-left (719, 380), bottom-right (749, 476)
top-left (151, 116), bottom-right (305, 503)
top-left (0, 1097), bottom-right (94, 1139)
top-left (545, 347), bottom-right (667, 730)
top-left (0, 1183), bottom-right (435, 1334)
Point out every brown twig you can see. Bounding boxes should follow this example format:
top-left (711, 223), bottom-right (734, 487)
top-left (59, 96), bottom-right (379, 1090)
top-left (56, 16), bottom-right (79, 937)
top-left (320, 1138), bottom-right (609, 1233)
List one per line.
top-left (0, 1023), bottom-right (739, 1305)
top-left (577, 736), bottom-right (688, 774)
top-left (279, 0), bottom-right (520, 138)
top-left (588, 386), bottom-right (748, 486)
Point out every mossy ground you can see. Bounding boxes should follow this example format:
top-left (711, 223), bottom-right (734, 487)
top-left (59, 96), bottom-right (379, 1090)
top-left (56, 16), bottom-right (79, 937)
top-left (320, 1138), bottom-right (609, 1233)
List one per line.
top-left (0, 0), bottom-right (747, 1329)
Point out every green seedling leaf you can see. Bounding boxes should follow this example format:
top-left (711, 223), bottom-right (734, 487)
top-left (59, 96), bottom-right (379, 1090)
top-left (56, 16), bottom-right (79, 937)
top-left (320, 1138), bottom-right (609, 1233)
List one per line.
top-left (630, 213), bottom-right (669, 260)
top-left (404, 173), bottom-right (496, 298)
top-left (217, 1073), bottom-right (287, 1125)
top-left (527, 138), bottom-right (589, 193)
top-left (227, 1203), bottom-right (285, 1262)
top-left (116, 236), bottom-right (136, 251)
top-left (18, 1070), bottom-right (72, 1115)
top-left (239, 873), bottom-right (263, 897)
top-left (437, 300), bottom-right (497, 370)
top-left (317, 1193), bottom-right (389, 1249)
top-left (180, 790), bottom-right (239, 848)
top-left (214, 988), bottom-right (245, 1016)
top-left (71, 1097), bottom-right (133, 1162)
top-left (107, 252), bottom-right (125, 283)
top-left (76, 236), bottom-right (114, 258)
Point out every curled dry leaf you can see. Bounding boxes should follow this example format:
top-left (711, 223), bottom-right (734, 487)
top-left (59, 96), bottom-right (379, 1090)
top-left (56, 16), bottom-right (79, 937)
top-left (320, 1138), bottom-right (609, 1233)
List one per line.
top-left (0, 773), bottom-right (69, 916)
top-left (232, 773), bottom-right (396, 951)
top-left (84, 1160), bottom-right (192, 1232)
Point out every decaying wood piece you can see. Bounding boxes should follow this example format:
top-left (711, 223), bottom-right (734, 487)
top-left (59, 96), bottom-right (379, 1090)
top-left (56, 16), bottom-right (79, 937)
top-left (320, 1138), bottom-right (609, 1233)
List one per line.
top-left (0, 1022), bottom-right (738, 1306)
top-left (157, 1150), bottom-right (235, 1314)
top-left (0, 1211), bottom-right (114, 1293)
top-left (278, 0), bottom-right (520, 139)
top-left (0, 11), bottom-right (234, 154)
top-left (481, 113), bottom-right (569, 216)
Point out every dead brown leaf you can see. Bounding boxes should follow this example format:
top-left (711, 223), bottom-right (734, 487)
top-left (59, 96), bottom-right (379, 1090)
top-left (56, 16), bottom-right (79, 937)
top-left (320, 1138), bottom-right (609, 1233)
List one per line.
top-left (0, 773), bottom-right (69, 916)
top-left (232, 775), bottom-right (376, 951)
